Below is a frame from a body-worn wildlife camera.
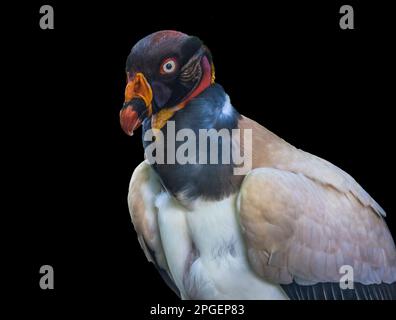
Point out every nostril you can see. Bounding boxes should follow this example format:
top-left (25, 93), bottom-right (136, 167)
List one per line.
top-left (128, 97), bottom-right (147, 118)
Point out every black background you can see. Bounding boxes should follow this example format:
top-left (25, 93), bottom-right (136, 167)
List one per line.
top-left (9, 0), bottom-right (395, 316)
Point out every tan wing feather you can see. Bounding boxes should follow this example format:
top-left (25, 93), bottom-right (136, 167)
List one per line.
top-left (238, 168), bottom-right (396, 285)
top-left (237, 117), bottom-right (396, 285)
top-left (128, 161), bottom-right (168, 270)
top-left (238, 116), bottom-right (385, 217)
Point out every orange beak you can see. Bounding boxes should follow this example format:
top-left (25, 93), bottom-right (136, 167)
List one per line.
top-left (120, 72), bottom-right (153, 136)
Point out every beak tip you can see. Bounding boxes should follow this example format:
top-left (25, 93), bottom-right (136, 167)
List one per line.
top-left (120, 106), bottom-right (141, 136)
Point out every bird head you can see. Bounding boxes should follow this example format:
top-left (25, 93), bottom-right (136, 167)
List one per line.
top-left (120, 30), bottom-right (215, 136)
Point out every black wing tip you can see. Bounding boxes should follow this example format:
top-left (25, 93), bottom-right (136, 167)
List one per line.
top-left (281, 281), bottom-right (396, 300)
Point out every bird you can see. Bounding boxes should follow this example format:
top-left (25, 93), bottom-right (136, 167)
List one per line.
top-left (120, 30), bottom-right (396, 300)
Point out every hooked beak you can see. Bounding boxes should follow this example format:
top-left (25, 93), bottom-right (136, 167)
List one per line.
top-left (120, 72), bottom-right (153, 136)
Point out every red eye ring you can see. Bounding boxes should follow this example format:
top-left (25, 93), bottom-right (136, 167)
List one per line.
top-left (160, 57), bottom-right (177, 74)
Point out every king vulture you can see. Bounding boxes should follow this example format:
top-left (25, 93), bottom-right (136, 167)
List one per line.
top-left (120, 30), bottom-right (396, 300)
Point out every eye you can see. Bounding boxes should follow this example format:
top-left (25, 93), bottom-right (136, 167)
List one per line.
top-left (160, 58), bottom-right (177, 74)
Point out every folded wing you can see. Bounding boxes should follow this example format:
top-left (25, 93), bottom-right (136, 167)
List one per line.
top-left (128, 161), bottom-right (180, 297)
top-left (237, 116), bottom-right (396, 299)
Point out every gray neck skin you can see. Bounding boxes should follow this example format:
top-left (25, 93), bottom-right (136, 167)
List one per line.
top-left (142, 84), bottom-right (243, 203)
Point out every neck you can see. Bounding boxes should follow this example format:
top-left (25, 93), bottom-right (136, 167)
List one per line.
top-left (142, 84), bottom-right (243, 203)
top-left (164, 84), bottom-right (240, 134)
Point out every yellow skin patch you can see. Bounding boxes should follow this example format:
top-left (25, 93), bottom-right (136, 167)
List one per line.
top-left (151, 105), bottom-right (182, 130)
top-left (211, 62), bottom-right (215, 84)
